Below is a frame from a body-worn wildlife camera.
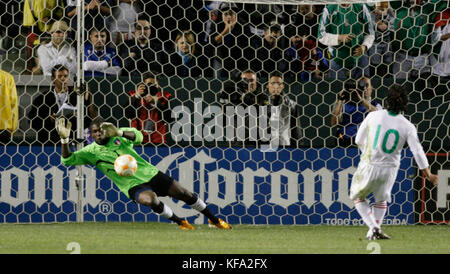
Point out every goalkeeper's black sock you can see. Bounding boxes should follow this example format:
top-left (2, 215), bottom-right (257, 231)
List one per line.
top-left (201, 208), bottom-right (219, 224)
top-left (169, 215), bottom-right (184, 225)
top-left (186, 195), bottom-right (219, 224)
top-left (151, 201), bottom-right (183, 225)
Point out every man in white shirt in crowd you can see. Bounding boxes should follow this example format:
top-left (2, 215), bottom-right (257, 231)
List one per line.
top-left (34, 20), bottom-right (77, 76)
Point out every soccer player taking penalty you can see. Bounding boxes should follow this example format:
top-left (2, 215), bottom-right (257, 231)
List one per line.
top-left (56, 117), bottom-right (232, 230)
top-left (350, 85), bottom-right (438, 240)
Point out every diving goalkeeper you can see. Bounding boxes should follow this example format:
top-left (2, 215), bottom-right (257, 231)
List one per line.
top-left (56, 116), bottom-right (232, 230)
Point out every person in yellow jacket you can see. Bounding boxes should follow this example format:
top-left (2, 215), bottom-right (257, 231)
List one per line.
top-left (23, 0), bottom-right (65, 73)
top-left (23, 0), bottom-right (65, 35)
top-left (0, 70), bottom-right (18, 144)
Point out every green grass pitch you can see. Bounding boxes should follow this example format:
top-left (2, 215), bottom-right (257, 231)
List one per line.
top-left (0, 222), bottom-right (448, 254)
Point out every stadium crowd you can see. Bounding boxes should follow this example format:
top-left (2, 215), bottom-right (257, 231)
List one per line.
top-left (0, 0), bottom-right (448, 146)
top-left (14, 0), bottom-right (449, 79)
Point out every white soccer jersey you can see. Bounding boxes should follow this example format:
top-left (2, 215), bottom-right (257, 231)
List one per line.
top-left (355, 109), bottom-right (429, 170)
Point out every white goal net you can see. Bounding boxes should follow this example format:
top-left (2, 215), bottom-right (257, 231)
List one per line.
top-left (0, 0), bottom-right (449, 225)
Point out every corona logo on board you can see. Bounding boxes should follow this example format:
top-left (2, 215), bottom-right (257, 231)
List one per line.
top-left (1, 150), bottom-right (448, 224)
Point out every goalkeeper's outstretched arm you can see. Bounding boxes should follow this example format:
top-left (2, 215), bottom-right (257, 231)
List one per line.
top-left (122, 131), bottom-right (136, 141)
top-left (61, 142), bottom-right (72, 159)
top-left (100, 122), bottom-right (136, 141)
top-left (56, 118), bottom-right (139, 160)
top-left (56, 118), bottom-right (73, 158)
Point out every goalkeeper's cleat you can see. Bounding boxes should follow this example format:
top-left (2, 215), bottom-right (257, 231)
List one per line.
top-left (208, 218), bottom-right (232, 230)
top-left (373, 227), bottom-right (391, 240)
top-left (179, 220), bottom-right (194, 230)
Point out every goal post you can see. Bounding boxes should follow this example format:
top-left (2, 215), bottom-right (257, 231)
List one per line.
top-left (75, 0), bottom-right (86, 223)
top-left (0, 0), bottom-right (449, 225)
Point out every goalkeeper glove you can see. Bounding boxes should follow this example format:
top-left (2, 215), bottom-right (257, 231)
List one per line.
top-left (100, 122), bottom-right (123, 138)
top-left (56, 118), bottom-right (72, 144)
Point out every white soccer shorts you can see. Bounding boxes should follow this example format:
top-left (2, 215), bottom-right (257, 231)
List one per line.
top-left (349, 161), bottom-right (399, 203)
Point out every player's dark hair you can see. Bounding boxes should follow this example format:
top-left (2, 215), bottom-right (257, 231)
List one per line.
top-left (269, 71), bottom-right (283, 79)
top-left (89, 27), bottom-right (104, 35)
top-left (385, 85), bottom-right (408, 114)
top-left (142, 71), bottom-right (159, 82)
top-left (90, 117), bottom-right (105, 129)
top-left (241, 70), bottom-right (256, 77)
top-left (137, 13), bottom-right (151, 23)
top-left (51, 64), bottom-right (69, 78)
top-left (267, 24), bottom-right (281, 33)
top-left (89, 28), bottom-right (110, 42)
top-left (222, 8), bottom-right (236, 15)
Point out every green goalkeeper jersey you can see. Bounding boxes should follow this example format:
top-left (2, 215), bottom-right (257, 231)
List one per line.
top-left (61, 127), bottom-right (159, 198)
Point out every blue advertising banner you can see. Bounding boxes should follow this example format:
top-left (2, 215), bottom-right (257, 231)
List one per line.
top-left (0, 146), bottom-right (415, 224)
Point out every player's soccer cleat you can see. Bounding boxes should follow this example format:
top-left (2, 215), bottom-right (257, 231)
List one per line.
top-left (179, 220), bottom-right (194, 230)
top-left (367, 227), bottom-right (391, 240)
top-left (366, 229), bottom-right (375, 240)
top-left (373, 227), bottom-right (391, 240)
top-left (208, 218), bottom-right (232, 230)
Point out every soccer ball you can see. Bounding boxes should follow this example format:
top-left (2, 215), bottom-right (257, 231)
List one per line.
top-left (114, 154), bottom-right (137, 176)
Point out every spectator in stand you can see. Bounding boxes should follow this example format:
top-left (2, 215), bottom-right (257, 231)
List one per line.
top-left (23, 0), bottom-right (65, 72)
top-left (84, 28), bottom-right (121, 77)
top-left (248, 3), bottom-right (295, 34)
top-left (28, 65), bottom-right (97, 145)
top-left (430, 8), bottom-right (450, 79)
top-left (164, 30), bottom-right (203, 77)
top-left (286, 4), bottom-right (321, 41)
top-left (33, 20), bottom-right (77, 76)
top-left (199, 2), bottom-right (237, 77)
top-left (0, 69), bottom-right (18, 144)
top-left (318, 3), bottom-right (375, 79)
top-left (108, 0), bottom-right (141, 45)
top-left (367, 1), bottom-right (395, 77)
top-left (119, 15), bottom-right (165, 76)
top-left (211, 8), bottom-right (249, 78)
top-left (203, 1), bottom-right (238, 26)
top-left (220, 70), bottom-right (268, 147)
top-left (286, 27), bottom-right (328, 82)
top-left (330, 78), bottom-right (381, 147)
top-left (220, 70), bottom-right (267, 106)
top-left (284, 5), bottom-right (327, 81)
top-left (248, 24), bottom-right (289, 79)
top-left (201, 1), bottom-right (238, 42)
top-left (66, 0), bottom-right (112, 36)
top-left (23, 0), bottom-right (65, 37)
top-left (125, 72), bottom-right (173, 144)
top-left (391, 0), bottom-right (447, 79)
top-left (262, 72), bottom-right (302, 147)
